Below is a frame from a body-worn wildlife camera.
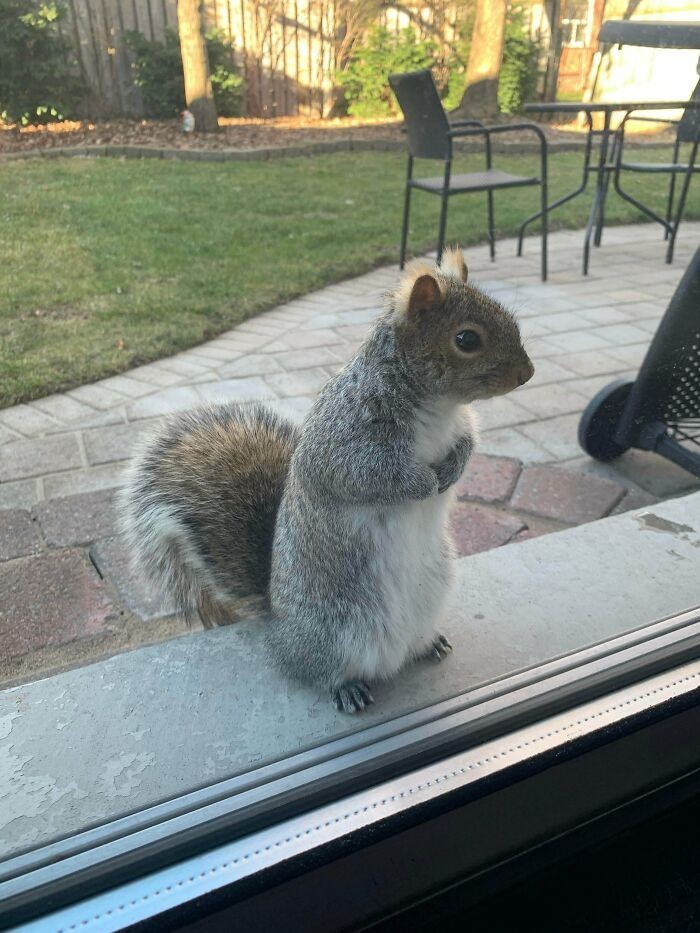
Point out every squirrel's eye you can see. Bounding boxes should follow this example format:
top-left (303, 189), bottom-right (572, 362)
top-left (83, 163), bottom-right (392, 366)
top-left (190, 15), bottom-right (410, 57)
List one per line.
top-left (455, 330), bottom-right (482, 352)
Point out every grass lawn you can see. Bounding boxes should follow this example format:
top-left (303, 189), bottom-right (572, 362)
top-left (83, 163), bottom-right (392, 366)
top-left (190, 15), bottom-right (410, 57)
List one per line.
top-left (1, 148), bottom-right (697, 406)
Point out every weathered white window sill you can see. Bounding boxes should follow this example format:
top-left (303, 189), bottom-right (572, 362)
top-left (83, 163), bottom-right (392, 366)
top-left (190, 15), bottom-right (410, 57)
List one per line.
top-left (2, 492), bottom-right (700, 862)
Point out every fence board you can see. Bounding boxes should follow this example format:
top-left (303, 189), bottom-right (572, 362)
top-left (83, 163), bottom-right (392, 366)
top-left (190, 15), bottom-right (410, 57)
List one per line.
top-left (148, 0), bottom-right (168, 41)
top-left (124, 0), bottom-right (141, 35)
top-left (68, 0), bottom-right (104, 117)
top-left (292, 0), bottom-right (301, 113)
top-left (109, 0), bottom-right (133, 112)
top-left (62, 0), bottom-right (474, 119)
top-left (98, 0), bottom-right (122, 112)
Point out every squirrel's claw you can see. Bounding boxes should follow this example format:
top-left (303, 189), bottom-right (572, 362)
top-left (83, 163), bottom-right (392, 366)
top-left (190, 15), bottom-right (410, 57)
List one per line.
top-left (332, 682), bottom-right (374, 714)
top-left (430, 633), bottom-right (453, 661)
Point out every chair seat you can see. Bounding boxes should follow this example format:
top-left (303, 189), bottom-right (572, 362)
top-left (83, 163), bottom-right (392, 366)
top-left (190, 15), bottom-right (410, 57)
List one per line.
top-left (619, 161), bottom-right (698, 174)
top-left (412, 168), bottom-right (539, 194)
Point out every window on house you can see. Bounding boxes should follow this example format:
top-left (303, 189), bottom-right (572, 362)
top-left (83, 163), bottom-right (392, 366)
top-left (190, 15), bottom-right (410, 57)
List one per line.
top-left (561, 0), bottom-right (590, 47)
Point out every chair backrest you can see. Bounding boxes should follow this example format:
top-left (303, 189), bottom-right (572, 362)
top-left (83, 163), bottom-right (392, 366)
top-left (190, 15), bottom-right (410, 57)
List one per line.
top-left (678, 77), bottom-right (700, 143)
top-left (388, 70), bottom-right (450, 160)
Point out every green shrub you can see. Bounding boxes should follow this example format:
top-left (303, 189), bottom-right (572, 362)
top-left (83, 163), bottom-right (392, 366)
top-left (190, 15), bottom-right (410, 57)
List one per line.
top-left (337, 26), bottom-right (436, 119)
top-left (439, 13), bottom-right (475, 113)
top-left (0, 0), bottom-right (81, 125)
top-left (205, 28), bottom-right (244, 117)
top-left (124, 26), bottom-right (243, 119)
top-left (124, 28), bottom-right (184, 117)
top-left (498, 8), bottom-right (539, 115)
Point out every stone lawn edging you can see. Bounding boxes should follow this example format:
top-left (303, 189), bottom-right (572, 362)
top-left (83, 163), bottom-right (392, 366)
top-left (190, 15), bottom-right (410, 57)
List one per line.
top-left (0, 136), bottom-right (674, 164)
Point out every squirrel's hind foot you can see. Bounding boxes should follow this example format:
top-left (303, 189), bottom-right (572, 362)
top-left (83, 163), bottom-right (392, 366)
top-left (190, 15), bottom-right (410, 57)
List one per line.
top-left (425, 633), bottom-right (453, 662)
top-left (332, 682), bottom-right (374, 714)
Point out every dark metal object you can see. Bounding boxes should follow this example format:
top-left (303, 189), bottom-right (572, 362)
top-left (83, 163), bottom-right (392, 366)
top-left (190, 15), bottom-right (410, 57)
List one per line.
top-left (522, 99), bottom-right (699, 274)
top-left (613, 80), bottom-right (700, 264)
top-left (577, 379), bottom-right (634, 461)
top-left (599, 19), bottom-right (700, 49)
top-left (579, 246), bottom-right (700, 477)
top-left (365, 776), bottom-right (700, 933)
top-left (389, 70), bottom-right (549, 281)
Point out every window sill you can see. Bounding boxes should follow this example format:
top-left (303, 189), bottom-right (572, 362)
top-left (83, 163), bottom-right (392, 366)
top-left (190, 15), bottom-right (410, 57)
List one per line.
top-left (2, 491), bottom-right (700, 925)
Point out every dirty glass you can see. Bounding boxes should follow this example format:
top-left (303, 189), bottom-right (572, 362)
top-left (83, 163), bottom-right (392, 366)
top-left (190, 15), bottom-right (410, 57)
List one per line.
top-left (1, 15), bottom-right (700, 893)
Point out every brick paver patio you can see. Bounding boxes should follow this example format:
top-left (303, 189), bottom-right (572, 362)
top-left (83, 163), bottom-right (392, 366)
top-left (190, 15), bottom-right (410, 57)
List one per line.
top-left (1, 222), bottom-right (698, 683)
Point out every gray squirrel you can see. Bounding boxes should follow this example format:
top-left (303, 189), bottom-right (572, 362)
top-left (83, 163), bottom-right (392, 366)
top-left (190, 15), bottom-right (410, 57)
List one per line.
top-left (121, 248), bottom-right (534, 713)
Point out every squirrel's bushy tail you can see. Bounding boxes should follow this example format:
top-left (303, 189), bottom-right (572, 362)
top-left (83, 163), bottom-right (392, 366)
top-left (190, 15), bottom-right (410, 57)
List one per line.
top-left (120, 403), bottom-right (299, 628)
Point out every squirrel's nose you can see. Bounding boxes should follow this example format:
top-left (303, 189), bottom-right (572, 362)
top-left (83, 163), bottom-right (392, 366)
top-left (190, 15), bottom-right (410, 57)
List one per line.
top-left (516, 360), bottom-right (535, 387)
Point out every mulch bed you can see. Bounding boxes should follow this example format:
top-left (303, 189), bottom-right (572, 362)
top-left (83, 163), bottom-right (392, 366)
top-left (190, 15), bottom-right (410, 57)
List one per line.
top-left (0, 114), bottom-right (673, 155)
top-left (0, 115), bottom-right (404, 154)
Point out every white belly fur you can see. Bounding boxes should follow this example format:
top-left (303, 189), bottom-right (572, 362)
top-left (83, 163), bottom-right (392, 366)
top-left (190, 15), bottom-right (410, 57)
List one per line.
top-left (348, 401), bottom-right (475, 682)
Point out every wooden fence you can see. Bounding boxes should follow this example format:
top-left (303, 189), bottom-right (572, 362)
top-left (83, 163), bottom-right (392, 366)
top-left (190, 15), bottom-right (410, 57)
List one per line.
top-left (61, 0), bottom-right (468, 118)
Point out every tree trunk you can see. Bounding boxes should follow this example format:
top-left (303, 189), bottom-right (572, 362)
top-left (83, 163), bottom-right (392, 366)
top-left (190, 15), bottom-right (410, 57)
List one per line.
top-left (453, 0), bottom-right (507, 119)
top-left (542, 0), bottom-right (562, 102)
top-left (579, 0), bottom-right (607, 123)
top-left (177, 0), bottom-right (218, 132)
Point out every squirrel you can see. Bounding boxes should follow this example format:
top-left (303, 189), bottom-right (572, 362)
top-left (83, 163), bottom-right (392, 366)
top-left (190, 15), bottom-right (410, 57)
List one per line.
top-left (121, 248), bottom-right (534, 713)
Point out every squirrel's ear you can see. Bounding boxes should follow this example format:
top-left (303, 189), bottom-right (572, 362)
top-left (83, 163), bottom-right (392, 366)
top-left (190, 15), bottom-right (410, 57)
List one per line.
top-left (440, 247), bottom-right (468, 283)
top-left (407, 274), bottom-right (442, 317)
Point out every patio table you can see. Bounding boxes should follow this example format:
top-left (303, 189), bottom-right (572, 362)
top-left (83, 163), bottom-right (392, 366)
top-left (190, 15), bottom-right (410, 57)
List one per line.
top-left (597, 19), bottom-right (700, 49)
top-left (521, 99), bottom-right (699, 275)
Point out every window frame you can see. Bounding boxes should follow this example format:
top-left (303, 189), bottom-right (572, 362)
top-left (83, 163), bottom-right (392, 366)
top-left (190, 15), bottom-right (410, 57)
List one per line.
top-left (2, 606), bottom-right (700, 929)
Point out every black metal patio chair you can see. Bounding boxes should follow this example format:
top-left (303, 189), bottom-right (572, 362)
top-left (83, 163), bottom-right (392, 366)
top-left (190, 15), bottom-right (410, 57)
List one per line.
top-left (388, 70), bottom-right (549, 281)
top-left (579, 245), bottom-right (700, 478)
top-left (613, 78), bottom-right (700, 264)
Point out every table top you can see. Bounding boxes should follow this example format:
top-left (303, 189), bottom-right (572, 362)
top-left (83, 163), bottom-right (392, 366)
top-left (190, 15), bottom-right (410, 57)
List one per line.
top-left (524, 100), bottom-right (698, 114)
top-left (598, 19), bottom-right (700, 49)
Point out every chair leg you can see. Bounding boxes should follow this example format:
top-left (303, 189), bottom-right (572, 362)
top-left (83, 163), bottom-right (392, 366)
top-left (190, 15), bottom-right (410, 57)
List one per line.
top-left (437, 191), bottom-right (449, 265)
top-left (400, 184), bottom-right (412, 270)
top-left (594, 132), bottom-right (618, 249)
top-left (399, 156), bottom-right (414, 270)
top-left (613, 164), bottom-right (671, 242)
top-left (593, 181), bottom-right (608, 248)
top-left (666, 165), bottom-right (694, 264)
top-left (540, 181), bottom-right (548, 283)
top-left (487, 190), bottom-right (495, 261)
top-left (665, 137), bottom-right (681, 241)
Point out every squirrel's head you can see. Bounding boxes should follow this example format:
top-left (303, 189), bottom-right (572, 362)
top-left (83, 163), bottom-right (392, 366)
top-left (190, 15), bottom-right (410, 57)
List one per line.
top-left (390, 248), bottom-right (534, 402)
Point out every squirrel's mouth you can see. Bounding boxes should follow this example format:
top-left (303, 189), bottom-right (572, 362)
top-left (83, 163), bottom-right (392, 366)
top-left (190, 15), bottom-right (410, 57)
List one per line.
top-left (498, 359), bottom-right (536, 395)
top-left (470, 362), bottom-right (534, 400)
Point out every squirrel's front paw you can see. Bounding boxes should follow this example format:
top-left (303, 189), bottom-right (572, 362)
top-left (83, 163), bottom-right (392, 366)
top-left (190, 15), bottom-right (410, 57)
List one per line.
top-left (332, 682), bottom-right (374, 714)
top-left (433, 451), bottom-right (464, 494)
top-left (407, 465), bottom-right (440, 500)
top-left (432, 437), bottom-right (473, 494)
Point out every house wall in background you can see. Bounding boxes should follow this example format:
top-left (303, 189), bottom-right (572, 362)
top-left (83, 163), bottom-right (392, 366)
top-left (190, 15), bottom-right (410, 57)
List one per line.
top-left (593, 0), bottom-right (699, 109)
top-left (529, 0), bottom-right (699, 108)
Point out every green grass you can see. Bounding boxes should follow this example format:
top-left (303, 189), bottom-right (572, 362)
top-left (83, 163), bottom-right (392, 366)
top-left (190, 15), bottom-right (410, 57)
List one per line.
top-left (556, 89), bottom-right (585, 103)
top-left (1, 149), bottom-right (697, 406)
